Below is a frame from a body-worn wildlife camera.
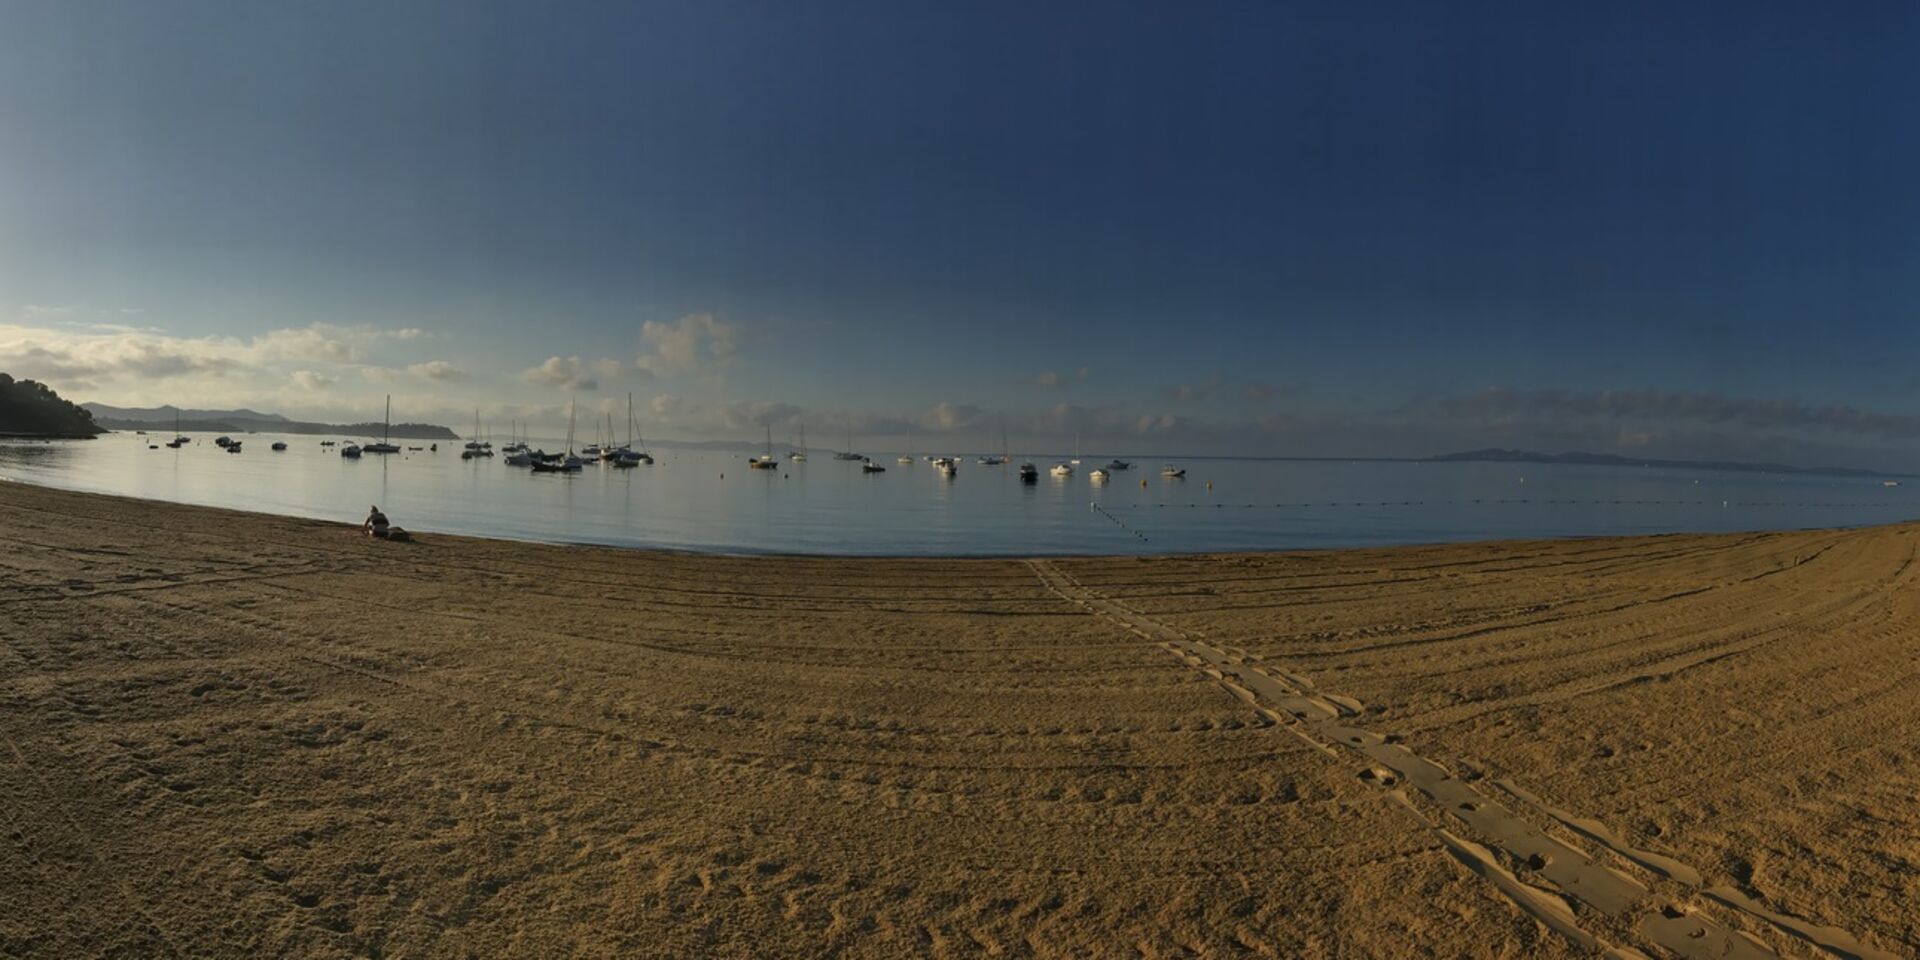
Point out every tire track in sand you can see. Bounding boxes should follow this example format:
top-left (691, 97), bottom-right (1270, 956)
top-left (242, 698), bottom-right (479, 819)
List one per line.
top-left (1026, 559), bottom-right (1898, 960)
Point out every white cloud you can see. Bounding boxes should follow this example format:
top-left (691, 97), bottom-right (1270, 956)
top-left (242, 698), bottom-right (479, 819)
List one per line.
top-left (635, 313), bottom-right (737, 378)
top-left (405, 360), bottom-right (466, 382)
top-left (291, 370), bottom-right (335, 390)
top-left (521, 355), bottom-right (601, 391)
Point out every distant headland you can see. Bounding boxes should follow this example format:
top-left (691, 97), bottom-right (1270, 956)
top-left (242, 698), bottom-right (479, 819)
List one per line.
top-left (82, 403), bottom-right (460, 440)
top-left (0, 374), bottom-right (104, 438)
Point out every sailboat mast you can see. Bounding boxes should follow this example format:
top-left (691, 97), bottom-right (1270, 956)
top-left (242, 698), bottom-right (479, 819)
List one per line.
top-left (384, 395), bottom-right (391, 445)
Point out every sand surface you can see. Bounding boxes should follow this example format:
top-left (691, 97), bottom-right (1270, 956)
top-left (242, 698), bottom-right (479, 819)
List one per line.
top-left (1, 481), bottom-right (1914, 958)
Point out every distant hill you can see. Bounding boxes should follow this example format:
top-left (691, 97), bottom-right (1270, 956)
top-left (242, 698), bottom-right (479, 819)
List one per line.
top-left (83, 402), bottom-right (459, 440)
top-left (1430, 448), bottom-right (1900, 478)
top-left (0, 374), bottom-right (103, 438)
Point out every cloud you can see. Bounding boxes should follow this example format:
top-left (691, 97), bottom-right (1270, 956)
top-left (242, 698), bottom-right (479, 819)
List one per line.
top-left (405, 360), bottom-right (466, 382)
top-left (1017, 367), bottom-right (1090, 389)
top-left (1243, 383), bottom-right (1286, 402)
top-left (1433, 387), bottom-right (1920, 439)
top-left (721, 400), bottom-right (803, 429)
top-left (290, 370), bottom-right (335, 390)
top-left (521, 356), bottom-right (602, 391)
top-left (1161, 377), bottom-right (1223, 403)
top-left (649, 393), bottom-right (686, 417)
top-left (635, 313), bottom-right (737, 378)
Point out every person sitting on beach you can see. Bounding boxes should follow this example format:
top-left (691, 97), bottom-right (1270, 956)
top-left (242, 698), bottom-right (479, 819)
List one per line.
top-left (363, 505), bottom-right (390, 539)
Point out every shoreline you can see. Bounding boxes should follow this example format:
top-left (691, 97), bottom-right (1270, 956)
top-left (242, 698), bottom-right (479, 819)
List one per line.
top-left (2, 480), bottom-right (1912, 956)
top-left (0, 470), bottom-right (1907, 562)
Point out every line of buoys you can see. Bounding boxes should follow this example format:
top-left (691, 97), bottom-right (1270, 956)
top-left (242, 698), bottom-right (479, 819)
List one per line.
top-left (1089, 501), bottom-right (1150, 543)
top-left (1116, 498), bottom-right (1912, 511)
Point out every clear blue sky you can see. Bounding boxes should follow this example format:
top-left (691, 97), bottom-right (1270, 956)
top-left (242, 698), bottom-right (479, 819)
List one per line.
top-left (3, 1), bottom-right (1918, 466)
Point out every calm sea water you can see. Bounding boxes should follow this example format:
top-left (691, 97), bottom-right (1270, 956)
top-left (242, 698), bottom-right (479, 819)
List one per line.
top-left (3, 433), bottom-right (1915, 555)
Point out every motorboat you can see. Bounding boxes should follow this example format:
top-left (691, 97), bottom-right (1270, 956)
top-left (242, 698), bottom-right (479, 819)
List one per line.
top-left (340, 443), bottom-right (362, 458)
top-left (934, 456), bottom-right (958, 477)
top-left (862, 459), bottom-right (886, 473)
top-left (225, 441), bottom-right (243, 453)
top-left (1049, 462), bottom-right (1074, 477)
top-left (1018, 463), bottom-right (1038, 482)
top-left (320, 440), bottom-right (335, 447)
top-left (214, 435), bottom-right (233, 448)
top-left (271, 441), bottom-right (287, 451)
top-left (1106, 459), bottom-right (1131, 470)
top-left (1161, 465), bottom-right (1186, 478)
top-left (1090, 468), bottom-right (1109, 483)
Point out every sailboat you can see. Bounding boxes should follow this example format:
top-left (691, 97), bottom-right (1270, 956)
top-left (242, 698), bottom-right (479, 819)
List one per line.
top-left (834, 419), bottom-right (863, 460)
top-left (789, 424), bottom-right (807, 462)
top-left (750, 424), bottom-right (780, 469)
top-left (363, 396), bottom-right (401, 454)
top-left (165, 407), bottom-right (187, 448)
top-left (612, 394), bottom-right (652, 466)
top-left (898, 423), bottom-right (914, 464)
top-left (461, 410), bottom-right (494, 459)
top-left (977, 423), bottom-right (1008, 465)
top-left (530, 398), bottom-right (585, 472)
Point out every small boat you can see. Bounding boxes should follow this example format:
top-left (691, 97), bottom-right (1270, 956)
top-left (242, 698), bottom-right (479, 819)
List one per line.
top-left (461, 410), bottom-right (495, 458)
top-left (934, 456), bottom-right (958, 477)
top-left (1884, 480), bottom-right (1902, 487)
top-left (1018, 463), bottom-right (1038, 482)
top-left (531, 455), bottom-right (584, 473)
top-left (225, 441), bottom-right (243, 453)
top-left (749, 425), bottom-right (780, 469)
top-left (788, 423), bottom-right (808, 461)
top-left (612, 394), bottom-right (652, 467)
top-left (862, 459), bottom-right (886, 473)
top-left (532, 398), bottom-right (585, 473)
top-left (1090, 468), bottom-right (1109, 483)
top-left (977, 423), bottom-right (1010, 464)
top-left (214, 435), bottom-right (233, 448)
top-left (271, 441), bottom-right (287, 451)
top-left (834, 420), bottom-right (863, 460)
top-left (1049, 462), bottom-right (1074, 477)
top-left (362, 396), bottom-right (402, 453)
top-left (1106, 459), bottom-right (1131, 470)
top-left (147, 444), bottom-right (158, 449)
top-left (320, 440), bottom-right (336, 447)
top-left (135, 430), bottom-right (146, 435)
top-left (340, 444), bottom-right (362, 458)
top-left (1161, 465), bottom-right (1186, 478)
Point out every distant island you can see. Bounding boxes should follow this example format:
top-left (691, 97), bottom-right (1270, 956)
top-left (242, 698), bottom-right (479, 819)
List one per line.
top-left (83, 403), bottom-right (460, 440)
top-left (1430, 448), bottom-right (1903, 479)
top-left (0, 374), bottom-right (104, 438)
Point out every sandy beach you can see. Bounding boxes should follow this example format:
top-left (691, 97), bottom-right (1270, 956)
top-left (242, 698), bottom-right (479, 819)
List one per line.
top-left (1, 480), bottom-right (1913, 958)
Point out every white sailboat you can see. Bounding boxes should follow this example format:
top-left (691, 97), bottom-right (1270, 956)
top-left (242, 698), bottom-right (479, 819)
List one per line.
top-left (750, 424), bottom-right (779, 469)
top-left (789, 424), bottom-right (807, 462)
top-left (898, 423), bottom-right (914, 464)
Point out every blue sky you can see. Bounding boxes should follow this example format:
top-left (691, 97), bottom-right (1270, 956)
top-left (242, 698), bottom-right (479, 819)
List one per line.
top-left (4, 1), bottom-right (1920, 465)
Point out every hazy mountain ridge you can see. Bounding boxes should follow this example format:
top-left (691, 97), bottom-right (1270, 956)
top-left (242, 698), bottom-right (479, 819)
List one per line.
top-left (83, 403), bottom-right (458, 440)
top-left (1432, 448), bottom-right (1902, 478)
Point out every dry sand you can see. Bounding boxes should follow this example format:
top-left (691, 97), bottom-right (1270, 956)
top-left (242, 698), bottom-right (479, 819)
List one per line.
top-left (1, 480), bottom-right (1914, 958)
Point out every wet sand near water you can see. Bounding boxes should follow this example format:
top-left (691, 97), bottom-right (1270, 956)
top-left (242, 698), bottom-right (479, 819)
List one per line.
top-left (0, 481), bottom-right (1913, 957)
